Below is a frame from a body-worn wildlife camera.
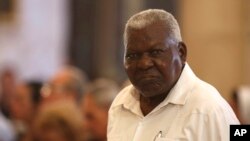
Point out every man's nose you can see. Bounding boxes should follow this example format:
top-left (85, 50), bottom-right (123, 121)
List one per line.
top-left (137, 54), bottom-right (153, 70)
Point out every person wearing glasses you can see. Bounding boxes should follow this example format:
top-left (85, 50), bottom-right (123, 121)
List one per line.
top-left (40, 65), bottom-right (88, 105)
top-left (107, 9), bottom-right (239, 141)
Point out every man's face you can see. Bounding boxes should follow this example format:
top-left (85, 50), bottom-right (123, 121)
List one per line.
top-left (9, 84), bottom-right (34, 120)
top-left (41, 71), bottom-right (77, 102)
top-left (124, 22), bottom-right (185, 98)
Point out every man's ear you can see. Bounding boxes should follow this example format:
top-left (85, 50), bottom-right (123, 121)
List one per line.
top-left (178, 42), bottom-right (187, 64)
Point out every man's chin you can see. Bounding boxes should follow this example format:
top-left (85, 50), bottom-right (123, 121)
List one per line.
top-left (137, 80), bottom-right (161, 89)
top-left (137, 87), bottom-right (162, 98)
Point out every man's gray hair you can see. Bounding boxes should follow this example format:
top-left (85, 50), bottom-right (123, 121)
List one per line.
top-left (124, 9), bottom-right (182, 46)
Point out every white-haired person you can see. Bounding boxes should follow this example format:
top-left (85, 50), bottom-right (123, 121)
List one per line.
top-left (82, 78), bottom-right (119, 141)
top-left (107, 9), bottom-right (239, 141)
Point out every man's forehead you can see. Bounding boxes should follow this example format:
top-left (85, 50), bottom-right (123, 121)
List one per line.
top-left (127, 33), bottom-right (169, 49)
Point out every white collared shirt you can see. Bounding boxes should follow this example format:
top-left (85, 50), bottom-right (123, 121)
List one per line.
top-left (108, 64), bottom-right (240, 141)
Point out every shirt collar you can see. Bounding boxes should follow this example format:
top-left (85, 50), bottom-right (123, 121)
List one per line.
top-left (159, 63), bottom-right (196, 106)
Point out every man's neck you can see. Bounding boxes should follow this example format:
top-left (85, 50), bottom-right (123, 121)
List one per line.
top-left (140, 93), bottom-right (168, 116)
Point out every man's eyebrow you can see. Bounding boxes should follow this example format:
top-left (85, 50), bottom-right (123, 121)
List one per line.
top-left (125, 47), bottom-right (138, 52)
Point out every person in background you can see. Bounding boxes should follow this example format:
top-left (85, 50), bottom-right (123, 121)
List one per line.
top-left (82, 78), bottom-right (119, 141)
top-left (9, 81), bottom-right (43, 141)
top-left (40, 65), bottom-right (88, 105)
top-left (0, 87), bottom-right (16, 141)
top-left (108, 9), bottom-right (239, 141)
top-left (32, 100), bottom-right (85, 141)
top-left (230, 86), bottom-right (250, 124)
top-left (29, 65), bottom-right (88, 141)
top-left (0, 67), bottom-right (17, 118)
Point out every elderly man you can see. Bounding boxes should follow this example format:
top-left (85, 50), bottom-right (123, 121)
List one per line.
top-left (107, 9), bottom-right (239, 141)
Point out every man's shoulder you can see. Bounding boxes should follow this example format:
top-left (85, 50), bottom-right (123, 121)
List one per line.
top-left (185, 79), bottom-right (235, 116)
top-left (110, 84), bottom-right (134, 108)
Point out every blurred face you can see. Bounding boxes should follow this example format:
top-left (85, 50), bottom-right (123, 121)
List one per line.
top-left (124, 22), bottom-right (186, 98)
top-left (82, 94), bottom-right (107, 140)
top-left (9, 84), bottom-right (34, 121)
top-left (1, 70), bottom-right (16, 92)
top-left (41, 71), bottom-right (77, 102)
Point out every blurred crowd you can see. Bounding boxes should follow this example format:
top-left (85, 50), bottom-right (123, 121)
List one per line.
top-left (0, 64), bottom-right (249, 141)
top-left (0, 65), bottom-right (130, 141)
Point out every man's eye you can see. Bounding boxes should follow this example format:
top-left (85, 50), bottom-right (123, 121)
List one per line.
top-left (150, 50), bottom-right (163, 56)
top-left (126, 53), bottom-right (138, 60)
